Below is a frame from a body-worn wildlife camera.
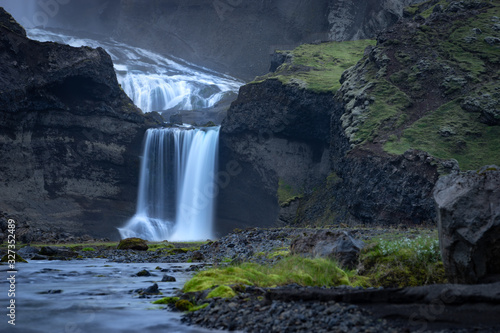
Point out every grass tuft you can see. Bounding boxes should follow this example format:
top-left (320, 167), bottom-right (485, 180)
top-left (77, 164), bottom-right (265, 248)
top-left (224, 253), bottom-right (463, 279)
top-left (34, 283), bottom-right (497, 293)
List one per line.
top-left (183, 256), bottom-right (369, 293)
top-left (360, 234), bottom-right (446, 287)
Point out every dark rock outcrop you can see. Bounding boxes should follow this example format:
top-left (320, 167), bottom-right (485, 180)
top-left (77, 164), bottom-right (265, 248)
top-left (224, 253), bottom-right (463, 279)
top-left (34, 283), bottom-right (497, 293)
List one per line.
top-left (217, 79), bottom-right (336, 234)
top-left (290, 230), bottom-right (364, 269)
top-left (217, 1), bottom-right (499, 231)
top-left (295, 149), bottom-right (457, 227)
top-left (434, 165), bottom-right (500, 284)
top-left (0, 8), bottom-right (160, 241)
top-left (39, 246), bottom-right (78, 258)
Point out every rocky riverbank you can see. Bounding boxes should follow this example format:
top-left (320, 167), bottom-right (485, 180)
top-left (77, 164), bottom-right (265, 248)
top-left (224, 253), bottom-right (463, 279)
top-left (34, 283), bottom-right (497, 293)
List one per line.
top-left (180, 282), bottom-right (500, 333)
top-left (3, 226), bottom-right (500, 332)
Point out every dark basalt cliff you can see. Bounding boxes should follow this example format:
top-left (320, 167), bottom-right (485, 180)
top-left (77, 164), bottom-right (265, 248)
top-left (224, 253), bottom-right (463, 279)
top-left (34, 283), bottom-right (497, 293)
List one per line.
top-left (0, 8), bottom-right (160, 241)
top-left (217, 79), bottom-right (336, 234)
top-left (217, 0), bottom-right (499, 231)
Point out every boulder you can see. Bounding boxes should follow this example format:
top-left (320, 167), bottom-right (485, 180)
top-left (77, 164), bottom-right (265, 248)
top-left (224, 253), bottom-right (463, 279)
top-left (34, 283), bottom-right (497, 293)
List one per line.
top-left (161, 275), bottom-right (176, 282)
top-left (17, 246), bottom-right (40, 258)
top-left (290, 230), bottom-right (364, 269)
top-left (136, 269), bottom-right (152, 277)
top-left (1, 252), bottom-right (27, 263)
top-left (434, 165), bottom-right (500, 284)
top-left (117, 237), bottom-right (149, 251)
top-left (39, 246), bottom-right (78, 258)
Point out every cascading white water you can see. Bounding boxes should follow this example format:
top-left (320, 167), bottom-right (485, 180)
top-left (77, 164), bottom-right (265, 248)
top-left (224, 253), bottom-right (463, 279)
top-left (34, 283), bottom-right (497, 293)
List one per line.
top-left (24, 28), bottom-right (234, 241)
top-left (118, 127), bottom-right (219, 241)
top-left (26, 28), bottom-right (242, 112)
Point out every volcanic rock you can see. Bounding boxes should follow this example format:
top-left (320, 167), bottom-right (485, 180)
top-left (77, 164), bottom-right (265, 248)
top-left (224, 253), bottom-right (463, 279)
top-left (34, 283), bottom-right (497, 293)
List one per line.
top-left (434, 165), bottom-right (500, 284)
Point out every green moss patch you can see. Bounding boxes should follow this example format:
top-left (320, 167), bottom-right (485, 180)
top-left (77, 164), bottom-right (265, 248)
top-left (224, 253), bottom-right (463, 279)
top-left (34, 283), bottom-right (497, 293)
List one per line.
top-left (354, 79), bottom-right (412, 144)
top-left (152, 296), bottom-right (179, 305)
top-left (384, 100), bottom-right (500, 170)
top-left (277, 179), bottom-right (304, 207)
top-left (81, 247), bottom-right (95, 252)
top-left (1, 253), bottom-right (27, 263)
top-left (183, 256), bottom-right (369, 293)
top-left (175, 299), bottom-right (194, 311)
top-left (257, 40), bottom-right (376, 93)
top-left (117, 238), bottom-right (148, 251)
top-left (206, 285), bottom-right (237, 299)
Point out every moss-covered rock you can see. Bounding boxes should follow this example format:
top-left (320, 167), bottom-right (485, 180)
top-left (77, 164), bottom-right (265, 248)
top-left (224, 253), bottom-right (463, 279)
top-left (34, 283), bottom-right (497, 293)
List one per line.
top-left (255, 40), bottom-right (376, 94)
top-left (175, 299), bottom-right (194, 311)
top-left (136, 269), bottom-right (151, 276)
top-left (206, 285), bottom-right (237, 299)
top-left (152, 296), bottom-right (179, 305)
top-left (117, 237), bottom-right (148, 251)
top-left (1, 252), bottom-right (27, 263)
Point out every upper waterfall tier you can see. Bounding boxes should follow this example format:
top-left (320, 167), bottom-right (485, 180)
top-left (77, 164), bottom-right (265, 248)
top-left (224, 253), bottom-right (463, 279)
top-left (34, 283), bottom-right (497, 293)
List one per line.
top-left (27, 28), bottom-right (243, 113)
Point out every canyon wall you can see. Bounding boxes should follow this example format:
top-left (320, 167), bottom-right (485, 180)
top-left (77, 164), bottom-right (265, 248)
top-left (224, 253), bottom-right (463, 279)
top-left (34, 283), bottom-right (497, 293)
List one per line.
top-left (0, 8), bottom-right (161, 241)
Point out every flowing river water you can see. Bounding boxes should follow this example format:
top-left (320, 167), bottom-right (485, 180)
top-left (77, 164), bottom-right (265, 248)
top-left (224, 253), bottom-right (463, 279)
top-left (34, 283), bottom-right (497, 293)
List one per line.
top-left (0, 260), bottom-right (225, 332)
top-left (0, 25), bottom-right (242, 333)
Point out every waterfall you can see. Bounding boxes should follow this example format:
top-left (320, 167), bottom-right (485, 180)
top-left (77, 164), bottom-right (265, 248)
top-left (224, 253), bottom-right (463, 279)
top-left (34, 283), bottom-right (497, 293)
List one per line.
top-left (118, 127), bottom-right (219, 241)
top-left (26, 28), bottom-right (242, 112)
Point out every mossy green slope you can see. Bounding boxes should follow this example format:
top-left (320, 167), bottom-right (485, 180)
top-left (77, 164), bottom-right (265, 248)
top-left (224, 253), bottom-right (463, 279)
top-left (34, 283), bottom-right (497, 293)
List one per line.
top-left (254, 40), bottom-right (376, 93)
top-left (338, 0), bottom-right (500, 170)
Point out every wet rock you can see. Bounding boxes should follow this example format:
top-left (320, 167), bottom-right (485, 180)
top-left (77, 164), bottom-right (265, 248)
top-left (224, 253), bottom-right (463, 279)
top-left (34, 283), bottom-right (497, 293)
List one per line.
top-left (434, 165), bottom-right (500, 284)
top-left (39, 246), bottom-right (78, 258)
top-left (169, 113), bottom-right (183, 125)
top-left (140, 283), bottom-right (160, 295)
top-left (269, 50), bottom-right (291, 72)
top-left (17, 246), bottom-right (40, 258)
top-left (162, 275), bottom-right (176, 282)
top-left (117, 238), bottom-right (149, 251)
top-left (39, 290), bottom-right (63, 294)
top-left (1, 252), bottom-right (27, 263)
top-left (136, 269), bottom-right (152, 277)
top-left (31, 254), bottom-right (48, 260)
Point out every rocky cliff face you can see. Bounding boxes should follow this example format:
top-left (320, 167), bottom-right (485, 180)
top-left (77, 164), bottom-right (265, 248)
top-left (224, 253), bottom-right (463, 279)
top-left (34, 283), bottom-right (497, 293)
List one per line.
top-left (217, 79), bottom-right (336, 233)
top-left (33, 0), bottom-right (421, 80)
top-left (0, 8), bottom-right (160, 241)
top-left (217, 0), bottom-right (499, 231)
top-left (328, 0), bottom-right (421, 41)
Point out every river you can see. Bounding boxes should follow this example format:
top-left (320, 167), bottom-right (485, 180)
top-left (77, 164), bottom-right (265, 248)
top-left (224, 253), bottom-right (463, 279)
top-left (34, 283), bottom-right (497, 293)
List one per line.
top-left (0, 259), bottom-right (224, 332)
